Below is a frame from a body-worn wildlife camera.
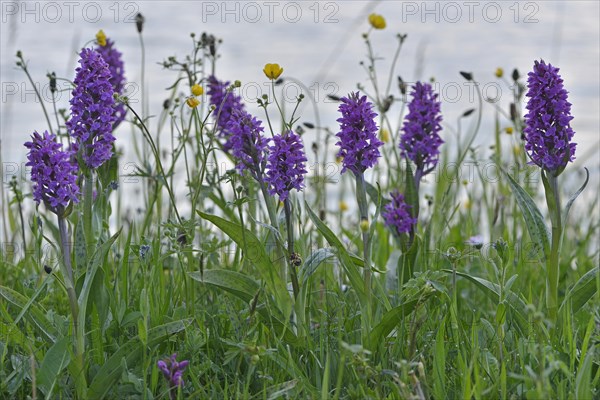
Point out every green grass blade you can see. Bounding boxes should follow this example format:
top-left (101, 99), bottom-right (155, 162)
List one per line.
top-left (87, 319), bottom-right (192, 398)
top-left (442, 270), bottom-right (529, 332)
top-left (198, 211), bottom-right (291, 318)
top-left (77, 230), bottom-right (121, 342)
top-left (305, 203), bottom-right (366, 301)
top-left (368, 300), bottom-right (419, 345)
top-left (433, 316), bottom-right (447, 399)
top-left (562, 168), bottom-right (589, 226)
top-left (189, 269), bottom-right (260, 303)
top-left (560, 266), bottom-right (599, 314)
top-left (503, 171), bottom-right (550, 259)
top-left (189, 269), bottom-right (300, 345)
top-left (300, 248), bottom-right (335, 285)
top-left (0, 286), bottom-right (57, 343)
top-left (575, 346), bottom-right (594, 400)
top-left (37, 336), bottom-right (71, 398)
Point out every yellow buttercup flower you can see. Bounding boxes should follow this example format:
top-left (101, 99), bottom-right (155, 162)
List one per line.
top-left (186, 97), bottom-right (200, 108)
top-left (464, 199), bottom-right (472, 210)
top-left (513, 145), bottom-right (522, 157)
top-left (96, 30), bottom-right (107, 47)
top-left (339, 201), bottom-right (349, 212)
top-left (360, 219), bottom-right (370, 232)
top-left (191, 84), bottom-right (204, 96)
top-left (380, 129), bottom-right (390, 143)
top-left (368, 13), bottom-right (386, 30)
top-left (495, 67), bottom-right (504, 78)
top-left (263, 63), bottom-right (283, 80)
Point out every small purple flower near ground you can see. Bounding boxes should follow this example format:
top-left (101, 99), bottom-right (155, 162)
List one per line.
top-left (226, 109), bottom-right (269, 177)
top-left (335, 92), bottom-right (383, 175)
top-left (207, 75), bottom-right (245, 150)
top-left (95, 37), bottom-right (127, 129)
top-left (465, 235), bottom-right (484, 249)
top-left (382, 192), bottom-right (416, 236)
top-left (524, 59), bottom-right (576, 175)
top-left (399, 82), bottom-right (443, 175)
top-left (265, 131), bottom-right (307, 201)
top-left (158, 353), bottom-right (189, 398)
top-left (67, 48), bottom-right (116, 170)
top-left (24, 131), bottom-right (80, 212)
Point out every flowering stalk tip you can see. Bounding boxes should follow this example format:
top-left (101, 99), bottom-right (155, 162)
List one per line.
top-left (24, 131), bottom-right (80, 213)
top-left (382, 192), bottom-right (416, 236)
top-left (335, 92), bottom-right (383, 175)
top-left (399, 82), bottom-right (443, 176)
top-left (265, 131), bottom-right (307, 201)
top-left (158, 353), bottom-right (189, 398)
top-left (95, 36), bottom-right (127, 128)
top-left (368, 13), bottom-right (386, 29)
top-left (207, 76), bottom-right (246, 149)
top-left (67, 48), bottom-right (116, 170)
top-left (191, 84), bottom-right (204, 96)
top-left (227, 109), bottom-right (269, 178)
top-left (96, 30), bottom-right (107, 46)
top-left (263, 63), bottom-right (283, 80)
top-left (186, 97), bottom-right (200, 108)
top-left (523, 59), bottom-right (575, 176)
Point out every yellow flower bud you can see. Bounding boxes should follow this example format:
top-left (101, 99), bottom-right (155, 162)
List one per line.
top-left (191, 84), bottom-right (204, 96)
top-left (360, 219), bottom-right (369, 232)
top-left (380, 129), bottom-right (390, 143)
top-left (263, 63), bottom-right (283, 80)
top-left (464, 199), bottom-right (472, 210)
top-left (186, 97), bottom-right (200, 108)
top-left (505, 126), bottom-right (514, 134)
top-left (495, 68), bottom-right (504, 78)
top-left (96, 30), bottom-right (107, 47)
top-left (368, 13), bottom-right (386, 30)
top-left (339, 201), bottom-right (349, 212)
top-left (513, 145), bottom-right (522, 157)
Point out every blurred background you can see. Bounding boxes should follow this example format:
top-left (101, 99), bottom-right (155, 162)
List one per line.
top-left (1, 0), bottom-right (599, 215)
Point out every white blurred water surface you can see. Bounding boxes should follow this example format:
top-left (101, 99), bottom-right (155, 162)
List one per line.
top-left (1, 1), bottom-right (598, 216)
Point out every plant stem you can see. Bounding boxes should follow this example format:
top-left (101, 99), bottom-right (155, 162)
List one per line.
top-left (354, 172), bottom-right (372, 333)
top-left (19, 58), bottom-right (54, 136)
top-left (83, 172), bottom-right (95, 251)
top-left (284, 199), bottom-right (299, 299)
top-left (57, 213), bottom-right (86, 396)
top-left (545, 174), bottom-right (562, 320)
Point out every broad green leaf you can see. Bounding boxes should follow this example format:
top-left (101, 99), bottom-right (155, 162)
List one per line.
top-left (575, 346), bottom-right (594, 400)
top-left (189, 269), bottom-right (300, 346)
top-left (197, 211), bottom-right (291, 318)
top-left (300, 248), bottom-right (336, 285)
top-left (562, 168), bottom-right (589, 226)
top-left (366, 181), bottom-right (389, 208)
top-left (503, 171), bottom-right (550, 259)
top-left (398, 236), bottom-right (420, 284)
top-left (37, 337), bottom-right (71, 397)
top-left (189, 269), bottom-right (260, 303)
top-left (78, 230), bottom-right (121, 349)
top-left (0, 286), bottom-right (57, 342)
top-left (305, 203), bottom-right (366, 301)
top-left (404, 160), bottom-right (419, 220)
top-left (87, 319), bottom-right (191, 398)
top-left (433, 316), bottom-right (447, 400)
top-left (443, 270), bottom-right (528, 332)
top-left (74, 217), bottom-right (87, 271)
top-left (368, 300), bottom-right (419, 345)
top-left (560, 266), bottom-right (599, 314)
